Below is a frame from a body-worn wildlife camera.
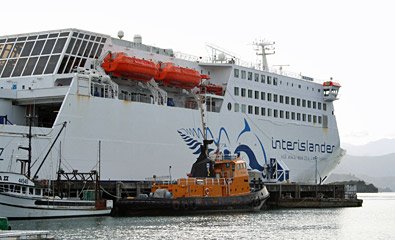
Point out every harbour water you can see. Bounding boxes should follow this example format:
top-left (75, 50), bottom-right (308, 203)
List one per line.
top-left (10, 193), bottom-right (395, 239)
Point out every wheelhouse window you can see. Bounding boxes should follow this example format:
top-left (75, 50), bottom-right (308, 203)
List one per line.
top-left (241, 70), bottom-right (246, 79)
top-left (261, 74), bottom-right (265, 83)
top-left (248, 105), bottom-right (253, 114)
top-left (273, 94), bottom-right (278, 102)
top-left (254, 73), bottom-right (259, 82)
top-left (254, 90), bottom-right (259, 99)
top-left (234, 68), bottom-right (239, 78)
top-left (267, 93), bottom-right (272, 101)
top-left (234, 87), bottom-right (239, 96)
top-left (248, 89), bottom-right (252, 98)
top-left (247, 72), bottom-right (252, 80)
top-left (267, 76), bottom-right (272, 84)
top-left (273, 77), bottom-right (278, 86)
top-left (241, 104), bottom-right (246, 113)
top-left (241, 88), bottom-right (246, 97)
top-left (0, 30), bottom-right (101, 78)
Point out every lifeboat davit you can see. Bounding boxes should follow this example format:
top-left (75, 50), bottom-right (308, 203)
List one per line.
top-left (101, 52), bottom-right (159, 81)
top-left (156, 63), bottom-right (206, 89)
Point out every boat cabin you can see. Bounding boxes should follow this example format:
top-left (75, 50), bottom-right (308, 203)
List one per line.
top-left (0, 172), bottom-right (44, 197)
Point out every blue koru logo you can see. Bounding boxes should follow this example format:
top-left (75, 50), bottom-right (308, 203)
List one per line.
top-left (177, 119), bottom-right (267, 173)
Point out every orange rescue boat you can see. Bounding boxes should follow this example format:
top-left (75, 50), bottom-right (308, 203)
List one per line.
top-left (156, 63), bottom-right (206, 89)
top-left (200, 84), bottom-right (223, 96)
top-left (111, 140), bottom-right (270, 216)
top-left (101, 52), bottom-right (159, 81)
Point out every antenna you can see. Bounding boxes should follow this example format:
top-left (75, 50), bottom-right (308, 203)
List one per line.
top-left (273, 64), bottom-right (290, 73)
top-left (253, 40), bottom-right (275, 70)
top-left (206, 44), bottom-right (240, 64)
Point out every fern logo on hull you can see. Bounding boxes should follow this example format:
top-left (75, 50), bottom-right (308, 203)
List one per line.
top-left (177, 119), bottom-right (268, 175)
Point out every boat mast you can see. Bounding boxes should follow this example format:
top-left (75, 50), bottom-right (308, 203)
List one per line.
top-left (198, 94), bottom-right (207, 141)
top-left (253, 40), bottom-right (275, 70)
top-left (18, 115), bottom-right (34, 178)
top-left (32, 121), bottom-right (67, 179)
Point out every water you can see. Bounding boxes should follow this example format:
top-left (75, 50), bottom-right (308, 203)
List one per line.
top-left (10, 193), bottom-right (395, 240)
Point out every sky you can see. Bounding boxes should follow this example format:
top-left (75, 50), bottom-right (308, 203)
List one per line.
top-left (1, 0), bottom-right (394, 145)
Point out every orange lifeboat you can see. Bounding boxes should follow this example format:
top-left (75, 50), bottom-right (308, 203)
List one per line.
top-left (156, 63), bottom-right (205, 89)
top-left (200, 84), bottom-right (223, 96)
top-left (101, 52), bottom-right (159, 82)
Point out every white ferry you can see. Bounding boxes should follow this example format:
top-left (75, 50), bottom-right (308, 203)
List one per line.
top-left (0, 29), bottom-right (343, 184)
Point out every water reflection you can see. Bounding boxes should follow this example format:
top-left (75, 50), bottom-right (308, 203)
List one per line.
top-left (10, 193), bottom-right (395, 240)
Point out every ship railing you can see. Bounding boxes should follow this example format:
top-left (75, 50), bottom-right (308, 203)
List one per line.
top-left (177, 178), bottom-right (227, 186)
top-left (174, 52), bottom-right (315, 81)
top-left (130, 94), bottom-right (152, 104)
top-left (209, 154), bottom-right (238, 161)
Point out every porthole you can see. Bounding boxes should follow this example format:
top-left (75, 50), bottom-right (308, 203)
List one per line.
top-left (227, 102), bottom-right (232, 111)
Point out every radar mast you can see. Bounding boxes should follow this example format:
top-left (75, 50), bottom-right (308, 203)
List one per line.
top-left (253, 40), bottom-right (275, 70)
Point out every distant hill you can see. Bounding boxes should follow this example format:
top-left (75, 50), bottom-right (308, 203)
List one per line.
top-left (330, 153), bottom-right (395, 192)
top-left (326, 173), bottom-right (361, 182)
top-left (333, 153), bottom-right (395, 177)
top-left (329, 180), bottom-right (378, 193)
top-left (326, 173), bottom-right (392, 192)
top-left (342, 138), bottom-right (395, 156)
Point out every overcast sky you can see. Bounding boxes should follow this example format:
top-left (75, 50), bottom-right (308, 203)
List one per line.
top-left (2, 0), bottom-right (394, 145)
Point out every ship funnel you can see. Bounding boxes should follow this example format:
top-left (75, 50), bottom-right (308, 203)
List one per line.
top-left (117, 30), bottom-right (124, 39)
top-left (134, 34), bottom-right (142, 44)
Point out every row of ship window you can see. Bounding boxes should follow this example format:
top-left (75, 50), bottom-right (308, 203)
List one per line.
top-left (233, 68), bottom-right (319, 92)
top-left (234, 87), bottom-right (327, 111)
top-left (234, 68), bottom-right (279, 85)
top-left (230, 103), bottom-right (323, 124)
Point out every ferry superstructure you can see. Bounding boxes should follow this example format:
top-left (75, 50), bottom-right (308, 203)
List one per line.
top-left (0, 29), bottom-right (343, 183)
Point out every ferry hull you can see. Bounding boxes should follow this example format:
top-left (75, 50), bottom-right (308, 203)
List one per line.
top-left (0, 89), bottom-right (342, 183)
